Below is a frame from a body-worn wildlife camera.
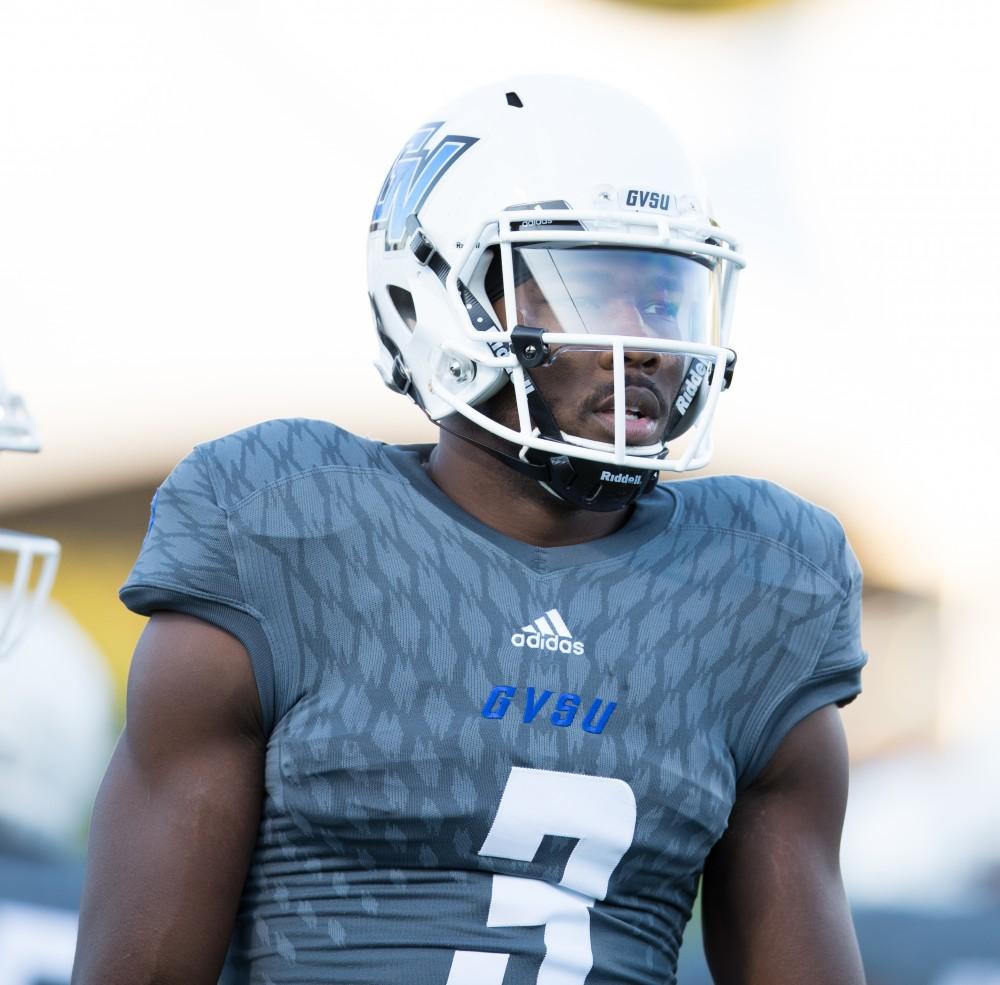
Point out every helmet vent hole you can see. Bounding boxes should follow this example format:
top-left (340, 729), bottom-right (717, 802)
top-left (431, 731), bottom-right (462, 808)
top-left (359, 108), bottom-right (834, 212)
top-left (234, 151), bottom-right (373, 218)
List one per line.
top-left (387, 284), bottom-right (417, 332)
top-left (505, 91), bottom-right (523, 108)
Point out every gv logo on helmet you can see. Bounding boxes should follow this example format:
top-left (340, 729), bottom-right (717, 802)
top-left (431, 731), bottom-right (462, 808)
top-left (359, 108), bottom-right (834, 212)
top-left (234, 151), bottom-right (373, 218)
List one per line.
top-left (371, 122), bottom-right (478, 250)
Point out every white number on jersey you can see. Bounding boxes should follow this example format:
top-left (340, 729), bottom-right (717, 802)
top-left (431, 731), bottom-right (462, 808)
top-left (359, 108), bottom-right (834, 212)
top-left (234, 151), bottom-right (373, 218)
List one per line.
top-left (446, 766), bottom-right (637, 985)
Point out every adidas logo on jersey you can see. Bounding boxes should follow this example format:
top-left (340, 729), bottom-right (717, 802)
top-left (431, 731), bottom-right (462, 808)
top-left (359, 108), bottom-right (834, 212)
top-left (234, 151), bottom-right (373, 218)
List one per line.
top-left (511, 609), bottom-right (584, 655)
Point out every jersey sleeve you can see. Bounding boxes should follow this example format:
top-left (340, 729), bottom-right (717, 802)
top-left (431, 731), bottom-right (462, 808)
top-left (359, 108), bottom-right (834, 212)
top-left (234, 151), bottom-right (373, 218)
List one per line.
top-left (119, 445), bottom-right (276, 732)
top-left (735, 532), bottom-right (868, 792)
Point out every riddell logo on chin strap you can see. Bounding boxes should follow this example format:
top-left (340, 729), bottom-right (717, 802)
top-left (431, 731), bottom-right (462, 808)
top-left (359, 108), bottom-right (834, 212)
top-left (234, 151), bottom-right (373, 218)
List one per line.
top-left (600, 471), bottom-right (644, 485)
top-left (511, 609), bottom-right (585, 655)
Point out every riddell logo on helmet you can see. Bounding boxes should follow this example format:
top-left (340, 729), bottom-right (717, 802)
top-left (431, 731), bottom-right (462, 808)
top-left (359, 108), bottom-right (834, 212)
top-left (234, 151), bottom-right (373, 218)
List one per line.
top-left (512, 609), bottom-right (585, 656)
top-left (600, 470), bottom-right (644, 485)
top-left (675, 360), bottom-right (709, 415)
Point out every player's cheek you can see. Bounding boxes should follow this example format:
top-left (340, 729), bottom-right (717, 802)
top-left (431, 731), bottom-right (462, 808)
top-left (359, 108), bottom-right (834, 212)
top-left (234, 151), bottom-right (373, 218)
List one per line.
top-left (647, 357), bottom-right (679, 409)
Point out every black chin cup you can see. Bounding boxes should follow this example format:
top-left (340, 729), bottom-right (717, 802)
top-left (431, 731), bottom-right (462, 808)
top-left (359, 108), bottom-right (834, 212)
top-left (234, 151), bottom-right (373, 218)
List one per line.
top-left (525, 448), bottom-right (660, 512)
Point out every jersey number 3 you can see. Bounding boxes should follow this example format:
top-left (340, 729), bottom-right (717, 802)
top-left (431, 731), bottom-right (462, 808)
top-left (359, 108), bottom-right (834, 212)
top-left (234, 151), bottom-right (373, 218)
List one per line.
top-left (446, 766), bottom-right (637, 985)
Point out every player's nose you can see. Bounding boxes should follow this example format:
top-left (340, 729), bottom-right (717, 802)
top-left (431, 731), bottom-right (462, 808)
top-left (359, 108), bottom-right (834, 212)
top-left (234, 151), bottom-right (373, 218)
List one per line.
top-left (595, 299), bottom-right (665, 371)
top-left (596, 345), bottom-right (662, 373)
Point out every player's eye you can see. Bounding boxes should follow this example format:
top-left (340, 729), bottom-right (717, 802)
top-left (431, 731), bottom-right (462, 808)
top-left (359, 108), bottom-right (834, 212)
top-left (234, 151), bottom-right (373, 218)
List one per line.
top-left (640, 300), bottom-right (680, 320)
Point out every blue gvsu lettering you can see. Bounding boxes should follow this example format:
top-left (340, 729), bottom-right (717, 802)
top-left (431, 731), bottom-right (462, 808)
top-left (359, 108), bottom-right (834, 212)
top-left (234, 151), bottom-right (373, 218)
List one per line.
top-left (481, 685), bottom-right (617, 735)
top-left (370, 122), bottom-right (478, 250)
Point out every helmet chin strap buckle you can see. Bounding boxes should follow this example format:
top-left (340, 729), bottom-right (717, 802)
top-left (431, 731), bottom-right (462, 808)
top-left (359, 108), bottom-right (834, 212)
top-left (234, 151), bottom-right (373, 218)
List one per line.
top-left (511, 325), bottom-right (549, 369)
top-left (723, 349), bottom-right (736, 389)
top-left (405, 214), bottom-right (439, 268)
top-left (708, 348), bottom-right (737, 390)
top-left (549, 454), bottom-right (576, 487)
top-left (391, 355), bottom-right (412, 396)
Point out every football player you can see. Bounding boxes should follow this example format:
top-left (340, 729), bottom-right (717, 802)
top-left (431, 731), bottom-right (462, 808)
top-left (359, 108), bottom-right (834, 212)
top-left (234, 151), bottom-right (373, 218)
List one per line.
top-left (73, 77), bottom-right (868, 985)
top-left (0, 369), bottom-right (80, 985)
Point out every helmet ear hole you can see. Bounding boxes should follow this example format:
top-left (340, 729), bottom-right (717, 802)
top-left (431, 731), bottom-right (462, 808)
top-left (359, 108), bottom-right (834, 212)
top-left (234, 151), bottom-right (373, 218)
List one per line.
top-left (387, 284), bottom-right (417, 332)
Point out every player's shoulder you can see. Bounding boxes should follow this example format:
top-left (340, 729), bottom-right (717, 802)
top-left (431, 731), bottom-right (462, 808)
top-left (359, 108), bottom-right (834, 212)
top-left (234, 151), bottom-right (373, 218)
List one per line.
top-left (672, 474), bottom-right (857, 591)
top-left (183, 418), bottom-right (389, 511)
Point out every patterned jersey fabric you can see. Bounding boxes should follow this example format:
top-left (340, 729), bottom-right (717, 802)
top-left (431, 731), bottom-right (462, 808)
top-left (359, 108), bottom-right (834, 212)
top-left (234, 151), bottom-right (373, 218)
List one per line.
top-left (121, 418), bottom-right (867, 985)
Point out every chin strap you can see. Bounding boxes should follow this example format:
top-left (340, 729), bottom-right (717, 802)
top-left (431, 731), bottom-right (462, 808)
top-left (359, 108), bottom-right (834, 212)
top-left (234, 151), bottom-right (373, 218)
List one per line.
top-left (436, 416), bottom-right (657, 513)
top-left (438, 326), bottom-right (660, 513)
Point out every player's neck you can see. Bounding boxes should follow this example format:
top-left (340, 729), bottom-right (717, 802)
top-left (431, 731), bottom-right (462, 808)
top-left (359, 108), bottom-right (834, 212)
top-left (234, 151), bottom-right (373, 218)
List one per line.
top-left (425, 430), bottom-right (631, 548)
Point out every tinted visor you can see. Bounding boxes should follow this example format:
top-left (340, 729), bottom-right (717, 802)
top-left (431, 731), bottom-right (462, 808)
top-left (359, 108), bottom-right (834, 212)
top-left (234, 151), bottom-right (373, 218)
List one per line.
top-left (503, 246), bottom-right (718, 345)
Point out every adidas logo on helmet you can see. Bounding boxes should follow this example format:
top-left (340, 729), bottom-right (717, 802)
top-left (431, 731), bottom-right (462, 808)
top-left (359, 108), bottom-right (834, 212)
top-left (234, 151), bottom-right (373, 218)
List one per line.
top-left (511, 608), bottom-right (584, 655)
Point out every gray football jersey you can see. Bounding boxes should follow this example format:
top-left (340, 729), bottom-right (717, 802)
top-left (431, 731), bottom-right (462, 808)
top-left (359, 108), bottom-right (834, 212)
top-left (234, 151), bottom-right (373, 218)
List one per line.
top-left (121, 418), bottom-right (866, 985)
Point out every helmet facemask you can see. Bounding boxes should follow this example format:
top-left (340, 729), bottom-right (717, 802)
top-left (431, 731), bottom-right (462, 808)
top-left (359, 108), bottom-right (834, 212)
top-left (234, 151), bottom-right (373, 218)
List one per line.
top-left (416, 209), bottom-right (742, 508)
top-left (0, 375), bottom-right (60, 658)
top-left (489, 243), bottom-right (726, 446)
top-left (0, 529), bottom-right (60, 658)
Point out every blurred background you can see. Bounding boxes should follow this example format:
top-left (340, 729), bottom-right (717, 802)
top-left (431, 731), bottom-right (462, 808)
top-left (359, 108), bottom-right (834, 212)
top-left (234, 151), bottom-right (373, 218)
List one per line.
top-left (1, 0), bottom-right (998, 982)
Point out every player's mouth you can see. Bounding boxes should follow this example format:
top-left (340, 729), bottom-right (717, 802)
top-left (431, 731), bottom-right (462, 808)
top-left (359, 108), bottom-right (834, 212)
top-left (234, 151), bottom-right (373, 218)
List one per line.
top-left (592, 385), bottom-right (663, 445)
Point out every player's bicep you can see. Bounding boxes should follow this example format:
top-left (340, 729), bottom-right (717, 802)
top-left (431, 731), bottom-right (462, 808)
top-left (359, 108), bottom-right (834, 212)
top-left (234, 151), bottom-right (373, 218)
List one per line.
top-left (72, 613), bottom-right (266, 985)
top-left (700, 706), bottom-right (865, 985)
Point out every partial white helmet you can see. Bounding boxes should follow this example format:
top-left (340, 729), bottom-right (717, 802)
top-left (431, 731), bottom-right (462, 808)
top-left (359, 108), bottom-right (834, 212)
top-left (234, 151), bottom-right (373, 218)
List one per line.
top-left (367, 75), bottom-right (745, 511)
top-left (1, 370), bottom-right (60, 658)
top-left (0, 596), bottom-right (115, 847)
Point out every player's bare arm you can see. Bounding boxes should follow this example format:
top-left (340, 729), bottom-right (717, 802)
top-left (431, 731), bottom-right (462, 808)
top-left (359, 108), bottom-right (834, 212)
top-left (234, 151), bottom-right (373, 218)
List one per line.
top-left (701, 705), bottom-right (866, 985)
top-left (71, 612), bottom-right (265, 985)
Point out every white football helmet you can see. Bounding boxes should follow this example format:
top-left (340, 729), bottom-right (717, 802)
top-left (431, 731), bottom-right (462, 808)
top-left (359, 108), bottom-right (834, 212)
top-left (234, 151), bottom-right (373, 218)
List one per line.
top-left (368, 75), bottom-right (746, 510)
top-left (0, 594), bottom-right (114, 847)
top-left (0, 371), bottom-right (60, 659)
